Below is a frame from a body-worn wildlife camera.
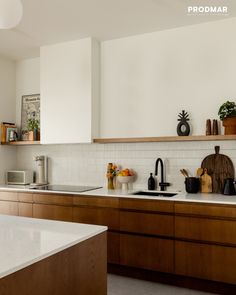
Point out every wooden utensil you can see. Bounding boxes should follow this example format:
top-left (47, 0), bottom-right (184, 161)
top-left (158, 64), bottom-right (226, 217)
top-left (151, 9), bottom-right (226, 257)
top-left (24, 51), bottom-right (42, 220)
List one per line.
top-left (196, 168), bottom-right (203, 177)
top-left (201, 146), bottom-right (234, 193)
top-left (182, 169), bottom-right (189, 177)
top-left (180, 169), bottom-right (189, 178)
top-left (200, 168), bottom-right (212, 193)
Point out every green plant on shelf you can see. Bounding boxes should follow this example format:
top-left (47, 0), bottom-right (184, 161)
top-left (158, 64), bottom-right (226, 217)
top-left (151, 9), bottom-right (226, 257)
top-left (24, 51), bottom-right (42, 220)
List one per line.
top-left (218, 101), bottom-right (236, 121)
top-left (27, 118), bottom-right (40, 131)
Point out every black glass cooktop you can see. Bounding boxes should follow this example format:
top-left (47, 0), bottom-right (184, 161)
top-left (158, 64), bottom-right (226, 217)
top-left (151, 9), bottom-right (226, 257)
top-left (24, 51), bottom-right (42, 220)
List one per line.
top-left (30, 185), bottom-right (102, 193)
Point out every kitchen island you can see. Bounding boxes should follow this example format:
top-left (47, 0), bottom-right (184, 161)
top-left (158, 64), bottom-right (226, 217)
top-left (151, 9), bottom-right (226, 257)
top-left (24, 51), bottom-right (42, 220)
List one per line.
top-left (0, 214), bottom-right (107, 295)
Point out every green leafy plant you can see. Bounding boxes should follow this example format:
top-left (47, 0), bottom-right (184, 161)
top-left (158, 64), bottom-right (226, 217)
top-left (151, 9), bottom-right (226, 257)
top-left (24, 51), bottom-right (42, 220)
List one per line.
top-left (218, 101), bottom-right (236, 120)
top-left (27, 118), bottom-right (39, 131)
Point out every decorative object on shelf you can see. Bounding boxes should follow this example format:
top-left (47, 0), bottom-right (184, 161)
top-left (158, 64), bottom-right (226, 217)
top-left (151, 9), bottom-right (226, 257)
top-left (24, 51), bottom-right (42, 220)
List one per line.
top-left (212, 119), bottom-right (219, 135)
top-left (201, 146), bottom-right (235, 193)
top-left (177, 110), bottom-right (190, 136)
top-left (7, 128), bottom-right (18, 142)
top-left (27, 118), bottom-right (40, 141)
top-left (205, 119), bottom-right (211, 135)
top-left (21, 94), bottom-right (40, 135)
top-left (200, 168), bottom-right (212, 193)
top-left (117, 168), bottom-right (135, 190)
top-left (106, 163), bottom-right (118, 190)
top-left (1, 122), bottom-right (16, 143)
top-left (0, 0), bottom-right (23, 29)
top-left (218, 101), bottom-right (236, 135)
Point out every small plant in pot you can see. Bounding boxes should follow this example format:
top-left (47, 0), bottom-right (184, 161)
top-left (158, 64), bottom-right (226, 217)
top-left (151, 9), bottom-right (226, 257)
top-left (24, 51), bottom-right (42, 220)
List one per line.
top-left (218, 101), bottom-right (236, 135)
top-left (27, 118), bottom-right (40, 141)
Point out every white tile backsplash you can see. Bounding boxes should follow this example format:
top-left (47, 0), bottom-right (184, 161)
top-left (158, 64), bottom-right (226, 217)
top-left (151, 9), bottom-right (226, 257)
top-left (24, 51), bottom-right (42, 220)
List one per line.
top-left (16, 141), bottom-right (236, 191)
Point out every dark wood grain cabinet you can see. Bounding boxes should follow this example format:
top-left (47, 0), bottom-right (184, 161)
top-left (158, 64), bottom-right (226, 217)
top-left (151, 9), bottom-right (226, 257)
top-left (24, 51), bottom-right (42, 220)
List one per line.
top-left (119, 198), bottom-right (174, 273)
top-left (0, 190), bottom-right (236, 286)
top-left (175, 202), bottom-right (236, 284)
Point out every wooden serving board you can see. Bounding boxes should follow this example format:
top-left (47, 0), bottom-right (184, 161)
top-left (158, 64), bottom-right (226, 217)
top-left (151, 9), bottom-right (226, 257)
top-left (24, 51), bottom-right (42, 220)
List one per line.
top-left (201, 146), bottom-right (235, 193)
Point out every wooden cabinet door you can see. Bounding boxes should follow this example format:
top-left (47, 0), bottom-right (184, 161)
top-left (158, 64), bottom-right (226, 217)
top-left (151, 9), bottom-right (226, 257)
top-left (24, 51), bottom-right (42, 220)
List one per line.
top-left (107, 232), bottom-right (120, 264)
top-left (120, 234), bottom-right (174, 273)
top-left (0, 192), bottom-right (18, 201)
top-left (175, 241), bottom-right (236, 284)
top-left (33, 204), bottom-right (73, 221)
top-left (19, 203), bottom-right (33, 217)
top-left (73, 207), bottom-right (119, 230)
top-left (0, 200), bottom-right (18, 216)
top-left (120, 211), bottom-right (173, 236)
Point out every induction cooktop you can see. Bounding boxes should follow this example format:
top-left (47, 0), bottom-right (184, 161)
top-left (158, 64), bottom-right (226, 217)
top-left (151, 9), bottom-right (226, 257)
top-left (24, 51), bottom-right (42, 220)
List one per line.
top-left (30, 185), bottom-right (102, 193)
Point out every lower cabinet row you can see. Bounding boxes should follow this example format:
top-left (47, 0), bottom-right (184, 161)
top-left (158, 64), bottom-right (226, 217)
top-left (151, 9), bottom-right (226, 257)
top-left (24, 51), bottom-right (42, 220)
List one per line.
top-left (0, 200), bottom-right (236, 285)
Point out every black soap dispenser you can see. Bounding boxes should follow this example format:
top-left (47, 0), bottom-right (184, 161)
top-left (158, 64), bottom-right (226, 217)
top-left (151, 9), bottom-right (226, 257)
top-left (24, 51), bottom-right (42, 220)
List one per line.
top-left (148, 173), bottom-right (155, 190)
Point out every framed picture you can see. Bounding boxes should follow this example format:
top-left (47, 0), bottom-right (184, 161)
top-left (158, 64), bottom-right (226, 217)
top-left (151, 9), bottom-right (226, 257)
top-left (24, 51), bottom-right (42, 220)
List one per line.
top-left (21, 94), bottom-right (40, 133)
top-left (6, 127), bottom-right (18, 142)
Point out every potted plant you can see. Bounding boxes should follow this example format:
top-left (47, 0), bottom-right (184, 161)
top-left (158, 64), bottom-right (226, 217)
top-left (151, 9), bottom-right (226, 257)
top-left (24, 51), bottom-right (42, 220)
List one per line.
top-left (27, 118), bottom-right (40, 141)
top-left (218, 101), bottom-right (236, 135)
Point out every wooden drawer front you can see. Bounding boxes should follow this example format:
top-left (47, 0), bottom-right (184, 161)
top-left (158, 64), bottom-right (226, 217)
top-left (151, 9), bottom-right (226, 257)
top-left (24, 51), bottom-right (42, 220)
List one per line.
top-left (175, 216), bottom-right (236, 245)
top-left (175, 202), bottom-right (236, 219)
top-left (175, 241), bottom-right (236, 284)
top-left (0, 191), bottom-right (18, 201)
top-left (73, 207), bottom-right (119, 230)
top-left (18, 193), bottom-right (33, 203)
top-left (0, 201), bottom-right (18, 216)
top-left (120, 198), bottom-right (173, 213)
top-left (19, 203), bottom-right (33, 217)
top-left (120, 234), bottom-right (174, 273)
top-left (120, 211), bottom-right (173, 236)
top-left (108, 232), bottom-right (120, 264)
top-left (33, 194), bottom-right (73, 206)
top-left (33, 204), bottom-right (73, 221)
top-left (73, 196), bottom-right (119, 208)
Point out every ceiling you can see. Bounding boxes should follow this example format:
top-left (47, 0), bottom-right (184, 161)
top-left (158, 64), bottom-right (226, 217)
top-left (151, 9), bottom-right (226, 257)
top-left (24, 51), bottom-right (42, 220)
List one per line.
top-left (0, 0), bottom-right (236, 60)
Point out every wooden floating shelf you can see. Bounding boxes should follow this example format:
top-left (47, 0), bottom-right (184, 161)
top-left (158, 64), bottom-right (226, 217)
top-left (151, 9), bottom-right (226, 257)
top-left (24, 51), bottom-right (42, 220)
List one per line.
top-left (1, 141), bottom-right (41, 146)
top-left (93, 135), bottom-right (236, 144)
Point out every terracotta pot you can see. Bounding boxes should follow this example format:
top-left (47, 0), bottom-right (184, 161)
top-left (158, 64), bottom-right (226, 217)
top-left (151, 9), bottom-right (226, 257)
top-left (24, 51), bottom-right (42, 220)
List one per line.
top-left (223, 117), bottom-right (236, 135)
top-left (28, 131), bottom-right (34, 141)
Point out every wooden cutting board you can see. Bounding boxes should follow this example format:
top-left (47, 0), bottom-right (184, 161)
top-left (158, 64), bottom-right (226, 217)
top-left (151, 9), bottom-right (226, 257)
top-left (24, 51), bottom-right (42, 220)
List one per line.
top-left (201, 146), bottom-right (235, 193)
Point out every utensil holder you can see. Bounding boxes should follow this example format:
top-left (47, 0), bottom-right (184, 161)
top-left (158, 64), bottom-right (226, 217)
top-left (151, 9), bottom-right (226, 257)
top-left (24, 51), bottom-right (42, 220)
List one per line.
top-left (185, 177), bottom-right (200, 193)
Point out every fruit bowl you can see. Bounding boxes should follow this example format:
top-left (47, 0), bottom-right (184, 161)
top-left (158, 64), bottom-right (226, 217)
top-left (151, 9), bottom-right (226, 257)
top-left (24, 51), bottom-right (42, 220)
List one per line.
top-left (117, 175), bottom-right (134, 190)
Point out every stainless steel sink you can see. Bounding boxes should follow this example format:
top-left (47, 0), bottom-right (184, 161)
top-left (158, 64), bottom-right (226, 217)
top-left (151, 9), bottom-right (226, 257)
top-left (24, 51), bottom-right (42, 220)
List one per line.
top-left (132, 191), bottom-right (177, 197)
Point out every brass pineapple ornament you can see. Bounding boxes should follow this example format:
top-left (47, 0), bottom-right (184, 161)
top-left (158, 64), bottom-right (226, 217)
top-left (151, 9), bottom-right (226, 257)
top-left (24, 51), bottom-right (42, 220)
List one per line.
top-left (177, 110), bottom-right (190, 136)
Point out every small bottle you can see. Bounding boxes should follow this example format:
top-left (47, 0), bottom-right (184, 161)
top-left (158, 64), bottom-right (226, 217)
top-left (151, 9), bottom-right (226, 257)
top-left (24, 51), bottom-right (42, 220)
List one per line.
top-left (148, 173), bottom-right (155, 190)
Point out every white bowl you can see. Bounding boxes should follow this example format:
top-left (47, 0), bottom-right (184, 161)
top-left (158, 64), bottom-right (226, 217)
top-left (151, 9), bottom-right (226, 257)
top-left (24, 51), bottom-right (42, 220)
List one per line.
top-left (117, 175), bottom-right (134, 190)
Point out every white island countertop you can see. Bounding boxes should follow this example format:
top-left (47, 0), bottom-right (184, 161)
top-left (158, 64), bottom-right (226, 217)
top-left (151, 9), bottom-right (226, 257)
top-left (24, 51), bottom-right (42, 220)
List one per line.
top-left (0, 215), bottom-right (107, 279)
top-left (0, 185), bottom-right (236, 205)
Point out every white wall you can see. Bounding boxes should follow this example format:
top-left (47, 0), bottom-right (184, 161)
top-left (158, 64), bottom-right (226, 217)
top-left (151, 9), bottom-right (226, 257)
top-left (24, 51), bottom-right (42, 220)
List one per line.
top-left (14, 18), bottom-right (236, 190)
top-left (101, 18), bottom-right (236, 137)
top-left (0, 56), bottom-right (17, 182)
top-left (15, 58), bottom-right (40, 127)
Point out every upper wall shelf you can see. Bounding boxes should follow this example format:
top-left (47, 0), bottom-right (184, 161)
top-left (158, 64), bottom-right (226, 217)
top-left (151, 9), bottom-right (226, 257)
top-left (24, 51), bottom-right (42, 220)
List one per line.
top-left (1, 141), bottom-right (41, 146)
top-left (93, 135), bottom-right (236, 144)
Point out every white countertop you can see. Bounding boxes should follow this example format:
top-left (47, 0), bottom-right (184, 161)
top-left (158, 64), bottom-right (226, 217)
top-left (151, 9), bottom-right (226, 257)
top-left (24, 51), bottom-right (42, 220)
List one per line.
top-left (0, 214), bottom-right (107, 279)
top-left (0, 184), bottom-right (236, 205)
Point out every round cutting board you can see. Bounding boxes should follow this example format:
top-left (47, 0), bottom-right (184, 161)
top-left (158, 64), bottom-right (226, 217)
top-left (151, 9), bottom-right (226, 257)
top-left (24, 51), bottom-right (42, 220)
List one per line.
top-left (201, 146), bottom-right (235, 194)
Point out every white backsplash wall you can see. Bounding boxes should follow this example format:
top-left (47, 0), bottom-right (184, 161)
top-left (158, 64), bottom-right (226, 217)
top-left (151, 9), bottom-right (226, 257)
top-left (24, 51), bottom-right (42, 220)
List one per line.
top-left (16, 140), bottom-right (236, 191)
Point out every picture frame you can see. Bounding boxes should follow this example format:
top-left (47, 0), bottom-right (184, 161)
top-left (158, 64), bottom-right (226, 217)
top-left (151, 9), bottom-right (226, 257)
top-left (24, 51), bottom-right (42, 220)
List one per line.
top-left (21, 94), bottom-right (40, 137)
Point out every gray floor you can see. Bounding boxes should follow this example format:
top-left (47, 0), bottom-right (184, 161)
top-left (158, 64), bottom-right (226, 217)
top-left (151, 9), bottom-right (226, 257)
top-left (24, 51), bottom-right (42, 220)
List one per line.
top-left (108, 274), bottom-right (215, 295)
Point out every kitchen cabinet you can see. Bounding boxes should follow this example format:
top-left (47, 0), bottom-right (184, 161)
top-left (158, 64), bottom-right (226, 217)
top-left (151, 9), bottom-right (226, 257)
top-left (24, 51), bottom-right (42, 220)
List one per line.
top-left (119, 198), bottom-right (174, 273)
top-left (120, 234), bottom-right (174, 272)
top-left (40, 37), bottom-right (100, 144)
top-left (33, 204), bottom-right (73, 221)
top-left (73, 195), bottom-right (120, 264)
top-left (175, 202), bottom-right (236, 284)
top-left (0, 201), bottom-right (18, 216)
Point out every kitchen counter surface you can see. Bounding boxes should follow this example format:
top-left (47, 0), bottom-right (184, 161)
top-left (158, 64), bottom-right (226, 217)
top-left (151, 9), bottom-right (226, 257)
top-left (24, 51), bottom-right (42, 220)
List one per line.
top-left (0, 214), bottom-right (107, 279)
top-left (0, 184), bottom-right (236, 205)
